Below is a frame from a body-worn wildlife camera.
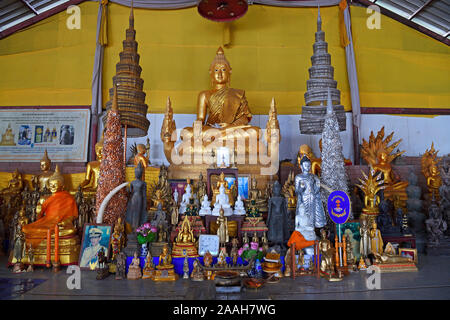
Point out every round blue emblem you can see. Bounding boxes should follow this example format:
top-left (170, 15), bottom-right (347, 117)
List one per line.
top-left (327, 190), bottom-right (351, 224)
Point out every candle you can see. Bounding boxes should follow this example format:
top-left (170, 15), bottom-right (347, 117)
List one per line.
top-left (54, 224), bottom-right (59, 264)
top-left (46, 229), bottom-right (51, 267)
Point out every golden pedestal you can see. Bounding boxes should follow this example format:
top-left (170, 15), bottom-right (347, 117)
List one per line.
top-left (151, 268), bottom-right (178, 282)
top-left (172, 242), bottom-right (198, 258)
top-left (373, 262), bottom-right (418, 273)
top-left (142, 268), bottom-right (155, 279)
top-left (10, 235), bottom-right (80, 266)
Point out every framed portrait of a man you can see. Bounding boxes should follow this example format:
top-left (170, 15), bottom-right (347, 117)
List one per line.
top-left (79, 223), bottom-right (112, 270)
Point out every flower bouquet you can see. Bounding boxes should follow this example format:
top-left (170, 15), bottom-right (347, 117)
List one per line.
top-left (136, 223), bottom-right (157, 245)
top-left (238, 242), bottom-right (264, 262)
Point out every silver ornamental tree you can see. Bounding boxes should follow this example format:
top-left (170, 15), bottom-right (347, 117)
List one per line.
top-left (320, 89), bottom-right (352, 222)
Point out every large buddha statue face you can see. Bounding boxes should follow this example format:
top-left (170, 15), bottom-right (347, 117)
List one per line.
top-left (210, 63), bottom-right (230, 86)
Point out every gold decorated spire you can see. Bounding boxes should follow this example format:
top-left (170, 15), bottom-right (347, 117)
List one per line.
top-left (41, 149), bottom-right (51, 165)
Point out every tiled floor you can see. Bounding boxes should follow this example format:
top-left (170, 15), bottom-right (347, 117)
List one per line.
top-left (1, 242), bottom-right (449, 300)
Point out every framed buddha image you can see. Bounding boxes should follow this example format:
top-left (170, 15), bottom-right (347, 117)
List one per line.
top-left (341, 220), bottom-right (361, 261)
top-left (399, 248), bottom-right (417, 264)
top-left (237, 175), bottom-right (250, 199)
top-left (79, 223), bottom-right (113, 270)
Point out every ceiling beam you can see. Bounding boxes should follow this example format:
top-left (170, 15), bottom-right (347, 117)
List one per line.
top-left (20, 0), bottom-right (39, 16)
top-left (409, 0), bottom-right (435, 20)
top-left (0, 0), bottom-right (85, 40)
top-left (354, 0), bottom-right (449, 46)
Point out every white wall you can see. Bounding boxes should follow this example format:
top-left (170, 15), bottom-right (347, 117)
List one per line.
top-left (99, 113), bottom-right (450, 166)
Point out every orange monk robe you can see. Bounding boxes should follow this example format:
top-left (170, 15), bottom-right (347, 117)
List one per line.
top-left (287, 231), bottom-right (316, 251)
top-left (23, 191), bottom-right (78, 248)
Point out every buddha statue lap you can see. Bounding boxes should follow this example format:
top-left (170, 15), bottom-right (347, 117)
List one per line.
top-left (18, 165), bottom-right (79, 266)
top-left (172, 216), bottom-right (198, 258)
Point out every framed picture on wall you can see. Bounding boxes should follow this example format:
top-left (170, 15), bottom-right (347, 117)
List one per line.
top-left (78, 223), bottom-right (113, 270)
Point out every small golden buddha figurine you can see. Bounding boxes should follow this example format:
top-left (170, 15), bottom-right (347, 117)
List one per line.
top-left (0, 123), bottom-right (16, 146)
top-left (142, 251), bottom-right (155, 279)
top-left (172, 216), bottom-right (198, 258)
top-left (32, 149), bottom-right (53, 192)
top-left (356, 166), bottom-right (385, 215)
top-left (79, 137), bottom-right (103, 192)
top-left (133, 143), bottom-right (149, 169)
top-left (282, 171), bottom-right (296, 209)
top-left (318, 229), bottom-right (338, 280)
top-left (190, 259), bottom-right (205, 281)
top-left (421, 142), bottom-right (442, 200)
top-left (151, 189), bottom-right (165, 210)
top-left (369, 221), bottom-right (384, 256)
top-left (156, 244), bottom-right (174, 270)
top-left (297, 144), bottom-right (321, 176)
top-left (152, 165), bottom-right (172, 207)
top-left (245, 178), bottom-right (266, 212)
top-left (361, 127), bottom-right (408, 204)
top-left (212, 172), bottom-right (234, 206)
top-left (217, 208), bottom-right (229, 245)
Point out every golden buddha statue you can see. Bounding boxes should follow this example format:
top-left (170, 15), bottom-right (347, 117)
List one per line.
top-left (78, 137), bottom-right (103, 193)
top-left (282, 171), bottom-right (296, 209)
top-left (32, 149), bottom-right (53, 192)
top-left (152, 165), bottom-right (172, 207)
top-left (369, 221), bottom-right (384, 255)
top-left (356, 166), bottom-right (385, 216)
top-left (151, 189), bottom-right (165, 210)
top-left (421, 142), bottom-right (442, 200)
top-left (1, 170), bottom-right (25, 231)
top-left (217, 208), bottom-right (229, 245)
top-left (318, 229), bottom-right (336, 278)
top-left (134, 143), bottom-right (149, 169)
top-left (0, 123), bottom-right (16, 146)
top-left (245, 177), bottom-right (267, 213)
top-left (361, 127), bottom-right (408, 205)
top-left (297, 144), bottom-right (321, 176)
top-left (160, 47), bottom-right (280, 173)
top-left (152, 244), bottom-right (178, 281)
top-left (172, 216), bottom-right (198, 258)
top-left (19, 165), bottom-right (79, 266)
top-left (0, 169), bottom-right (24, 199)
top-left (212, 172), bottom-right (234, 206)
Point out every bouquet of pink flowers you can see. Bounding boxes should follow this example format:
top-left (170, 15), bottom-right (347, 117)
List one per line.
top-left (136, 223), bottom-right (157, 245)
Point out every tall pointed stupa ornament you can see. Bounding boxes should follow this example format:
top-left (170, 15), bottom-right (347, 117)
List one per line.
top-left (104, 1), bottom-right (150, 137)
top-left (299, 6), bottom-right (346, 134)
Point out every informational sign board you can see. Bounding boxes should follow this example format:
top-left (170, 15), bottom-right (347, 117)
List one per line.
top-left (198, 234), bottom-right (220, 257)
top-left (327, 190), bottom-right (351, 225)
top-left (0, 107), bottom-right (90, 162)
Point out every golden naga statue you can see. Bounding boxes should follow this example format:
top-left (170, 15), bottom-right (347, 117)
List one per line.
top-left (78, 136), bottom-right (104, 192)
top-left (212, 172), bottom-right (235, 206)
top-left (356, 166), bottom-right (385, 215)
top-left (297, 144), bottom-right (321, 176)
top-left (361, 127), bottom-right (408, 203)
top-left (160, 47), bottom-right (279, 167)
top-left (421, 142), bottom-right (442, 200)
top-left (32, 149), bottom-right (53, 192)
top-left (0, 123), bottom-right (16, 146)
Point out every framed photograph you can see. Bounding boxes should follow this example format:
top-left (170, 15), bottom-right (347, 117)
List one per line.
top-left (399, 248), bottom-right (418, 264)
top-left (78, 223), bottom-right (113, 270)
top-left (237, 174), bottom-right (250, 199)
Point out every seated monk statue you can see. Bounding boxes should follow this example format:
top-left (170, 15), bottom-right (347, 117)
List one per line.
top-left (32, 149), bottom-right (53, 192)
top-left (78, 137), bottom-right (103, 192)
top-left (23, 165), bottom-right (78, 248)
top-left (156, 244), bottom-right (174, 270)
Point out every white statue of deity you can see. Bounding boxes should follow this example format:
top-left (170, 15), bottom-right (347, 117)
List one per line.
top-left (233, 195), bottom-right (246, 215)
top-left (212, 185), bottom-right (233, 216)
top-left (179, 184), bottom-right (192, 214)
top-left (199, 194), bottom-right (212, 216)
top-left (173, 189), bottom-right (179, 204)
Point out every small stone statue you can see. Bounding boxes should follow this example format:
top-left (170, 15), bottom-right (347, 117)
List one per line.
top-left (233, 195), bottom-right (246, 216)
top-left (26, 243), bottom-right (34, 272)
top-left (267, 181), bottom-right (289, 247)
top-left (199, 195), bottom-right (212, 216)
top-left (359, 217), bottom-right (370, 259)
top-left (96, 247), bottom-right (109, 280)
top-left (115, 252), bottom-right (127, 280)
top-left (190, 259), bottom-right (204, 281)
top-left (125, 163), bottom-right (148, 232)
top-left (12, 220), bottom-right (25, 273)
top-left (426, 200), bottom-right (447, 246)
top-left (127, 251), bottom-right (142, 280)
top-left (151, 203), bottom-right (167, 229)
top-left (242, 232), bottom-right (249, 245)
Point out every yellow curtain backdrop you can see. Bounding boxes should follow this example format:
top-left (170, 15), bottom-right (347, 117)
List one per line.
top-left (0, 3), bottom-right (448, 114)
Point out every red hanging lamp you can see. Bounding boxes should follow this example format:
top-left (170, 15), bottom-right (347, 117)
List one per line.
top-left (198, 0), bottom-right (249, 22)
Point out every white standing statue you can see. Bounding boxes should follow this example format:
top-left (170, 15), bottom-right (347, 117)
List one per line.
top-left (179, 184), bottom-right (192, 214)
top-left (212, 185), bottom-right (233, 216)
top-left (173, 189), bottom-right (179, 205)
top-left (199, 194), bottom-right (212, 216)
top-left (233, 195), bottom-right (246, 215)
